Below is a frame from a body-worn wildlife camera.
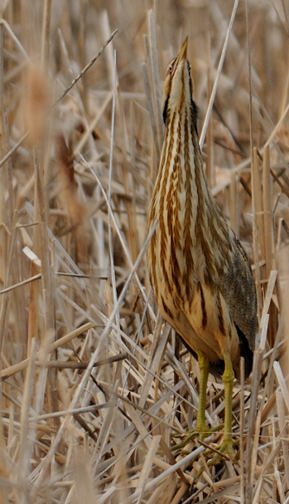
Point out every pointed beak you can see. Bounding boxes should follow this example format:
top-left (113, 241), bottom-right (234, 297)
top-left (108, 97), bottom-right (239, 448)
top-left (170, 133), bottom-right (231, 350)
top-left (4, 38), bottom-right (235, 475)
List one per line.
top-left (162, 36), bottom-right (190, 122)
top-left (175, 37), bottom-right (188, 66)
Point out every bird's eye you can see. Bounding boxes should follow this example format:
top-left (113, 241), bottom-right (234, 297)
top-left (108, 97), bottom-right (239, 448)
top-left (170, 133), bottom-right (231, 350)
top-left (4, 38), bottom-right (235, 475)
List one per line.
top-left (167, 58), bottom-right (176, 74)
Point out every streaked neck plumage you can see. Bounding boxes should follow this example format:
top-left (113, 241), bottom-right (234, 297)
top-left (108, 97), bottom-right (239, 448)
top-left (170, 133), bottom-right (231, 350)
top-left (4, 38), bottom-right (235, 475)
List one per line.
top-left (149, 40), bottom-right (230, 299)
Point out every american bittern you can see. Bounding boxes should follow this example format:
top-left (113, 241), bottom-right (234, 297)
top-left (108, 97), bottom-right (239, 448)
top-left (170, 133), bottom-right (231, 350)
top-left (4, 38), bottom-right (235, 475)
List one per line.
top-left (147, 38), bottom-right (257, 453)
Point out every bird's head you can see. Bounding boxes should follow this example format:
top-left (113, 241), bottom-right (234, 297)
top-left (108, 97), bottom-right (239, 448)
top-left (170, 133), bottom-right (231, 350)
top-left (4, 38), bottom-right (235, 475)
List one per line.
top-left (162, 37), bottom-right (196, 127)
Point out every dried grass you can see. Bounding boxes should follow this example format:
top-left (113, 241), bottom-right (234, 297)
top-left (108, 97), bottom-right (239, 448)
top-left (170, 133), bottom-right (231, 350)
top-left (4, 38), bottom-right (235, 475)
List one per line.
top-left (0, 1), bottom-right (289, 503)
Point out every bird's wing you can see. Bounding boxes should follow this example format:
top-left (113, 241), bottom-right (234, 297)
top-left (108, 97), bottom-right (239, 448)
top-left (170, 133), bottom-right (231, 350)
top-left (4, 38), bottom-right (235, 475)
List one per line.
top-left (217, 232), bottom-right (258, 352)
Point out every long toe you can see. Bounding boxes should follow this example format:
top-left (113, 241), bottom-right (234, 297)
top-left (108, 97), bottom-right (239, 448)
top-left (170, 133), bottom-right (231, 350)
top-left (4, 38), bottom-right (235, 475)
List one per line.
top-left (172, 424), bottom-right (221, 453)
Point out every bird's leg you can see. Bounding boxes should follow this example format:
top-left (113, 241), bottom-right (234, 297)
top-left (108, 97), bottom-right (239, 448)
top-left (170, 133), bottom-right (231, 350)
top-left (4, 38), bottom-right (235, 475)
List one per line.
top-left (172, 353), bottom-right (222, 453)
top-left (220, 352), bottom-right (234, 454)
top-left (172, 352), bottom-right (210, 451)
top-left (196, 352), bottom-right (209, 437)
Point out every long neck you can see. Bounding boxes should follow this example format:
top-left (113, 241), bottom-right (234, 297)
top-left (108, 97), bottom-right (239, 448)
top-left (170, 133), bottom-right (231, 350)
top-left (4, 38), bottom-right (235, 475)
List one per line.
top-left (150, 102), bottom-right (230, 286)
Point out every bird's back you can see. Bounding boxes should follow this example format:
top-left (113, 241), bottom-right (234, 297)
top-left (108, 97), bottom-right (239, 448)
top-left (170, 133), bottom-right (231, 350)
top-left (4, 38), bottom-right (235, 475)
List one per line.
top-left (216, 232), bottom-right (257, 376)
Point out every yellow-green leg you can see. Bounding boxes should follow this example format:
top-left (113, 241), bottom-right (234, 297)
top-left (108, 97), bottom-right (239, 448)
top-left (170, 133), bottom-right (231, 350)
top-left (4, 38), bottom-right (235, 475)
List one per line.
top-left (221, 353), bottom-right (234, 454)
top-left (196, 353), bottom-right (209, 437)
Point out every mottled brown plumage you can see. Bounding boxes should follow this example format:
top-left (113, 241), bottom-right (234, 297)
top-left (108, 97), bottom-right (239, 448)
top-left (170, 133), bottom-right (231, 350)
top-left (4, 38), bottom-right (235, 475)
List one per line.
top-left (147, 38), bottom-right (257, 452)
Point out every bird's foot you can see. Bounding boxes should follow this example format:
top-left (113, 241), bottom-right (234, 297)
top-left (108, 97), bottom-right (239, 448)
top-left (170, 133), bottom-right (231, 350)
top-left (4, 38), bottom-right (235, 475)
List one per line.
top-left (218, 437), bottom-right (235, 457)
top-left (199, 435), bottom-right (238, 466)
top-left (192, 436), bottom-right (239, 480)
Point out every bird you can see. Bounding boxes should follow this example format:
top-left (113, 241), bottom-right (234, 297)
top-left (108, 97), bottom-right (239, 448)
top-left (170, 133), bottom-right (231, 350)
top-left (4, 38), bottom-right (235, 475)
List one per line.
top-left (147, 37), bottom-right (257, 454)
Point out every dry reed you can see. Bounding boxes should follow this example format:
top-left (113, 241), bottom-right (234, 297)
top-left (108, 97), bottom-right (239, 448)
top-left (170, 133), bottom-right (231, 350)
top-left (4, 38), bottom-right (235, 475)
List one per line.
top-left (0, 1), bottom-right (289, 503)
